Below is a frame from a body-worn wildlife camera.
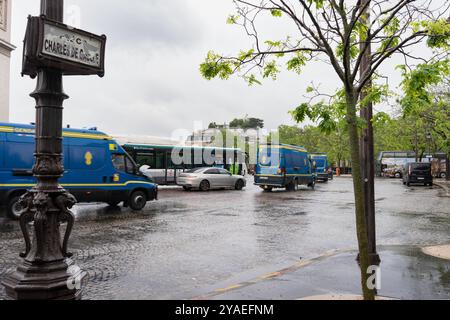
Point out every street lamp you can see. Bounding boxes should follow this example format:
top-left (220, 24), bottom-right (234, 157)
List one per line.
top-left (2, 0), bottom-right (105, 300)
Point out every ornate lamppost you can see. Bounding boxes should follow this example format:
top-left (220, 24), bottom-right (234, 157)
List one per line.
top-left (2, 0), bottom-right (106, 300)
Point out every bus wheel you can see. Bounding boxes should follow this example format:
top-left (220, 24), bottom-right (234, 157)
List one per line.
top-left (129, 191), bottom-right (147, 211)
top-left (7, 196), bottom-right (23, 220)
top-left (308, 180), bottom-right (316, 190)
top-left (199, 180), bottom-right (210, 192)
top-left (235, 180), bottom-right (245, 191)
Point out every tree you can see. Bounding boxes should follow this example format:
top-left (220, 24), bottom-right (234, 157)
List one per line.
top-left (200, 0), bottom-right (450, 299)
top-left (400, 62), bottom-right (450, 177)
top-left (230, 117), bottom-right (265, 129)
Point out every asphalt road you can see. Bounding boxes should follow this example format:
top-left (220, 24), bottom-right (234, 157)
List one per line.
top-left (0, 177), bottom-right (449, 299)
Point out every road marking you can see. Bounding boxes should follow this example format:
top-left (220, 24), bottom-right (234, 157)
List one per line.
top-left (191, 249), bottom-right (353, 300)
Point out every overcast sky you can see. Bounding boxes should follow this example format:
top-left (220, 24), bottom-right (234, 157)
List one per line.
top-left (8, 0), bottom-right (444, 138)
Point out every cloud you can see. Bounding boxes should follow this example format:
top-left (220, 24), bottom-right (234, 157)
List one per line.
top-left (9, 0), bottom-right (444, 139)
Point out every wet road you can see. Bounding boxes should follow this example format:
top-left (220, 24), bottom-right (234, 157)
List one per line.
top-left (0, 177), bottom-right (449, 299)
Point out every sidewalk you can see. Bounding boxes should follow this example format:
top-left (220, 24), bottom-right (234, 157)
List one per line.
top-left (192, 245), bottom-right (450, 300)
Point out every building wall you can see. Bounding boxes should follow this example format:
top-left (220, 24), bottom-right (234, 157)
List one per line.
top-left (0, 0), bottom-right (15, 122)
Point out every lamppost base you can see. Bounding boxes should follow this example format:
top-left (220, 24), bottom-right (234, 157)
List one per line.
top-left (1, 258), bottom-right (86, 300)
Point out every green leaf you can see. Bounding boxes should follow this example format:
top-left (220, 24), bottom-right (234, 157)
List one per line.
top-left (286, 52), bottom-right (308, 74)
top-left (271, 9), bottom-right (282, 17)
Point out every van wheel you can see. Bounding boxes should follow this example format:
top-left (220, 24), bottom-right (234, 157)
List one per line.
top-left (199, 180), bottom-right (210, 192)
top-left (129, 191), bottom-right (147, 211)
top-left (235, 180), bottom-right (245, 191)
top-left (7, 197), bottom-right (23, 220)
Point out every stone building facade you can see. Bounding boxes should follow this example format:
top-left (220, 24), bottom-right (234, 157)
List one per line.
top-left (0, 0), bottom-right (15, 122)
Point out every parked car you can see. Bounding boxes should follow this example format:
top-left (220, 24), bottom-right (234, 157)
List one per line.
top-left (402, 163), bottom-right (433, 187)
top-left (254, 144), bottom-right (316, 192)
top-left (0, 123), bottom-right (158, 219)
top-left (177, 167), bottom-right (246, 191)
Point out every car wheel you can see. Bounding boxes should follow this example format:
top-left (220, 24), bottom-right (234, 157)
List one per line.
top-left (7, 196), bottom-right (23, 220)
top-left (199, 180), bottom-right (210, 192)
top-left (262, 186), bottom-right (273, 192)
top-left (395, 173), bottom-right (401, 179)
top-left (235, 180), bottom-right (245, 191)
top-left (407, 182), bottom-right (411, 187)
top-left (440, 172), bottom-right (447, 179)
top-left (183, 186), bottom-right (192, 191)
top-left (129, 191), bottom-right (147, 211)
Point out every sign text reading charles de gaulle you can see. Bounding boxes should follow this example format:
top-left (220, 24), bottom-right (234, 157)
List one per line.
top-left (22, 15), bottom-right (106, 78)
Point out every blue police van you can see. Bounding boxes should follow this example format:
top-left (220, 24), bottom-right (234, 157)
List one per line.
top-left (0, 123), bottom-right (158, 219)
top-left (310, 153), bottom-right (333, 182)
top-left (255, 144), bottom-right (316, 192)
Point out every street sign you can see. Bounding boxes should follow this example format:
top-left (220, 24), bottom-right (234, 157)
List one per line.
top-left (22, 15), bottom-right (106, 78)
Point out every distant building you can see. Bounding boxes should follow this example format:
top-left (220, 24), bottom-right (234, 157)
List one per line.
top-left (0, 0), bottom-right (15, 122)
top-left (186, 128), bottom-right (266, 147)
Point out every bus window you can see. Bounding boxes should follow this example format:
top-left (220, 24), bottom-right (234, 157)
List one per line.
top-left (155, 152), bottom-right (165, 169)
top-left (136, 152), bottom-right (156, 168)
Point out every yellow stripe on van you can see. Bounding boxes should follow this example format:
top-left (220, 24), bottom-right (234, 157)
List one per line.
top-left (0, 181), bottom-right (156, 188)
top-left (256, 174), bottom-right (313, 177)
top-left (0, 126), bottom-right (112, 141)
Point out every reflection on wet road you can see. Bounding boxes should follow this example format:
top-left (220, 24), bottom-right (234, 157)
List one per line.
top-left (0, 177), bottom-right (449, 299)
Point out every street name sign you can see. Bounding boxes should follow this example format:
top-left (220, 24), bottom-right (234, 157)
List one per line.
top-left (22, 15), bottom-right (106, 78)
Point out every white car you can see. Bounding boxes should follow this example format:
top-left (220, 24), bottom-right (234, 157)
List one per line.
top-left (177, 167), bottom-right (247, 191)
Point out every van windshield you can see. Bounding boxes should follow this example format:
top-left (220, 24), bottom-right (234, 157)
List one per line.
top-left (314, 158), bottom-right (326, 167)
top-left (411, 164), bottom-right (431, 171)
top-left (258, 148), bottom-right (280, 166)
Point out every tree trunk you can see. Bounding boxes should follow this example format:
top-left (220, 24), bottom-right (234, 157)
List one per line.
top-left (346, 93), bottom-right (375, 300)
top-left (446, 154), bottom-right (450, 181)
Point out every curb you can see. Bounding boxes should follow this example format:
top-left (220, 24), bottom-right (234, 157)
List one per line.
top-left (434, 182), bottom-right (450, 197)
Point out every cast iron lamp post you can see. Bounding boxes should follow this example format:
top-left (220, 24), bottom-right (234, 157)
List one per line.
top-left (1, 0), bottom-right (85, 300)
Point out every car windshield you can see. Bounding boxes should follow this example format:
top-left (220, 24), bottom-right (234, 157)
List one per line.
top-left (185, 168), bottom-right (205, 173)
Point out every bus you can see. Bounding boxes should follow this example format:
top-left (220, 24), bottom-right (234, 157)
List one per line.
top-left (114, 135), bottom-right (248, 185)
top-left (376, 151), bottom-right (416, 177)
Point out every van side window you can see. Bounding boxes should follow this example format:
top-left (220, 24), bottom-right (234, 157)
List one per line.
top-left (112, 154), bottom-right (136, 174)
top-left (112, 154), bottom-right (126, 172)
